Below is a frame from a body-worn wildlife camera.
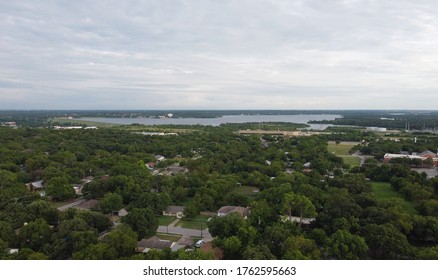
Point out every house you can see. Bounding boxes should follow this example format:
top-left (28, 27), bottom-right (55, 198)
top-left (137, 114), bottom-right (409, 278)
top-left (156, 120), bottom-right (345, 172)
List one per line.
top-left (27, 180), bottom-right (44, 192)
top-left (161, 165), bottom-right (189, 176)
top-left (136, 236), bottom-right (174, 253)
top-left (74, 199), bottom-right (99, 210)
top-left (163, 206), bottom-right (185, 219)
top-left (281, 215), bottom-right (316, 225)
top-left (146, 162), bottom-right (157, 169)
top-left (303, 162), bottom-right (312, 168)
top-left (217, 206), bottom-right (249, 218)
top-left (112, 208), bottom-right (129, 217)
top-left (72, 184), bottom-right (82, 195)
top-left (154, 155), bottom-right (165, 162)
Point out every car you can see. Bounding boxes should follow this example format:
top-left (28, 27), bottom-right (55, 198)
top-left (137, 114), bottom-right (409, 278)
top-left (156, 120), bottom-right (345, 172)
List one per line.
top-left (195, 240), bottom-right (205, 248)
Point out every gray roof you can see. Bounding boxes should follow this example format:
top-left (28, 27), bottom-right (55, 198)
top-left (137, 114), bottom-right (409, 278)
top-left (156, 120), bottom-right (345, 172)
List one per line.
top-left (165, 206), bottom-right (185, 214)
top-left (137, 236), bottom-right (173, 250)
top-left (218, 206), bottom-right (249, 216)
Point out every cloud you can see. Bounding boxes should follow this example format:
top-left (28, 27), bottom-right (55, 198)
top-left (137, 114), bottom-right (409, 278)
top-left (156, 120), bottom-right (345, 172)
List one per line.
top-left (0, 0), bottom-right (438, 109)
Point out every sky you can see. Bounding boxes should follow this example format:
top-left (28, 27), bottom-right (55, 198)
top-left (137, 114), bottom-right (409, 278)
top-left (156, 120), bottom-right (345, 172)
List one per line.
top-left (0, 0), bottom-right (437, 110)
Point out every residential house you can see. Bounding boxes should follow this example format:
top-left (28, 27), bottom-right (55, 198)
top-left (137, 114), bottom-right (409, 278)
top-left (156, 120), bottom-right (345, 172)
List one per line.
top-left (112, 208), bottom-right (129, 217)
top-left (154, 155), bottom-right (165, 162)
top-left (217, 206), bottom-right (249, 218)
top-left (136, 236), bottom-right (174, 253)
top-left (74, 199), bottom-right (99, 211)
top-left (27, 180), bottom-right (44, 192)
top-left (163, 206), bottom-right (185, 219)
top-left (281, 215), bottom-right (316, 225)
top-left (161, 165), bottom-right (189, 176)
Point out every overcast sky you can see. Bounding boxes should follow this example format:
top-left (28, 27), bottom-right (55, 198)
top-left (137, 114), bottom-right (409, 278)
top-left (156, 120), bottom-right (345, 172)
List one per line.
top-left (1, 0), bottom-right (437, 110)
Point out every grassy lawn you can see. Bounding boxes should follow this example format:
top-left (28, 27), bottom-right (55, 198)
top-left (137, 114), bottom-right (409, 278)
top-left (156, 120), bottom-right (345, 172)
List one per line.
top-left (232, 186), bottom-right (260, 200)
top-left (176, 215), bottom-right (209, 230)
top-left (371, 182), bottom-right (418, 214)
top-left (328, 141), bottom-right (361, 167)
top-left (156, 233), bottom-right (182, 242)
top-left (342, 156), bottom-right (361, 167)
top-left (158, 216), bottom-right (177, 226)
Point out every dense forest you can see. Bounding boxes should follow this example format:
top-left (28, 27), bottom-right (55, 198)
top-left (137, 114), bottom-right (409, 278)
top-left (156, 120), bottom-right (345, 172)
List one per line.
top-left (0, 114), bottom-right (437, 260)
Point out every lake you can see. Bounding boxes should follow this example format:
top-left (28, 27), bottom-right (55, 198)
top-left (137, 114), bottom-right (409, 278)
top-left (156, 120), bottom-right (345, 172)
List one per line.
top-left (81, 114), bottom-right (340, 130)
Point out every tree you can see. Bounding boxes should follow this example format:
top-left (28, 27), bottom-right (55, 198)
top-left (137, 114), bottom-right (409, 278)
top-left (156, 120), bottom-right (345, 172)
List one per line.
top-left (45, 176), bottom-right (75, 201)
top-left (99, 192), bottom-right (123, 214)
top-left (75, 211), bottom-right (112, 233)
top-left (242, 245), bottom-right (276, 260)
top-left (416, 246), bottom-right (438, 260)
top-left (247, 199), bottom-right (279, 229)
top-left (73, 242), bottom-right (118, 260)
top-left (327, 230), bottom-right (368, 260)
top-left (103, 224), bottom-right (137, 258)
top-left (18, 218), bottom-right (52, 251)
top-left (48, 217), bottom-right (96, 259)
top-left (217, 236), bottom-right (242, 259)
top-left (282, 192), bottom-right (317, 224)
top-left (122, 208), bottom-right (158, 238)
top-left (0, 221), bottom-right (15, 247)
top-left (282, 235), bottom-right (320, 260)
top-left (27, 200), bottom-right (59, 225)
top-left (362, 223), bottom-right (412, 259)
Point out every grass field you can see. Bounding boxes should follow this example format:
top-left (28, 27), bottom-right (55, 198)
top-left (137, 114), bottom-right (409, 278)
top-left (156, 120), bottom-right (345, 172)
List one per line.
top-left (327, 141), bottom-right (361, 167)
top-left (158, 216), bottom-right (177, 226)
top-left (232, 186), bottom-right (260, 200)
top-left (156, 233), bottom-right (182, 242)
top-left (371, 182), bottom-right (418, 214)
top-left (176, 215), bottom-right (209, 230)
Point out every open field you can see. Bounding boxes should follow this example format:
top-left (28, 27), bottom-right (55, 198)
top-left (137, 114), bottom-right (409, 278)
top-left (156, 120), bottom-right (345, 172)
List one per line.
top-left (328, 141), bottom-right (361, 167)
top-left (371, 182), bottom-right (418, 215)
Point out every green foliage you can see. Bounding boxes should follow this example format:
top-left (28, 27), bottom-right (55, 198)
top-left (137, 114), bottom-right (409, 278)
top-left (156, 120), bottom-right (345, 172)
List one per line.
top-left (362, 223), bottom-right (412, 259)
top-left (122, 208), bottom-right (158, 238)
top-left (99, 192), bottom-right (123, 214)
top-left (45, 176), bottom-right (75, 201)
top-left (103, 224), bottom-right (137, 258)
top-left (327, 230), bottom-right (368, 260)
top-left (18, 218), bottom-right (53, 251)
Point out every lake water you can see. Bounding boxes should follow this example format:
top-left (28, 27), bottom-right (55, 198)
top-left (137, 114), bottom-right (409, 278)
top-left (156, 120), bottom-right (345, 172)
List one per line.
top-left (81, 114), bottom-right (340, 130)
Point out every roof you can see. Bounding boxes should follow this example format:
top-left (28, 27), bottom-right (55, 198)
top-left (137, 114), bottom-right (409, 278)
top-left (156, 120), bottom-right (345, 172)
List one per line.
top-left (75, 199), bottom-right (99, 210)
top-left (30, 180), bottom-right (44, 189)
top-left (384, 153), bottom-right (431, 160)
top-left (419, 150), bottom-right (437, 157)
top-left (217, 206), bottom-right (249, 217)
top-left (282, 216), bottom-right (316, 225)
top-left (137, 236), bottom-right (173, 251)
top-left (165, 205), bottom-right (185, 214)
top-left (118, 208), bottom-right (129, 217)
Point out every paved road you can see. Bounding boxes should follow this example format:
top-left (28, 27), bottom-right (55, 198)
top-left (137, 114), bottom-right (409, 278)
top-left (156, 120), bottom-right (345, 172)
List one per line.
top-left (57, 198), bottom-right (86, 211)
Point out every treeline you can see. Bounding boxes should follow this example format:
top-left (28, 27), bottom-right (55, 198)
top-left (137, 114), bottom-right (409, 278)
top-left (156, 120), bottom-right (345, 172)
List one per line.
top-left (309, 111), bottom-right (438, 130)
